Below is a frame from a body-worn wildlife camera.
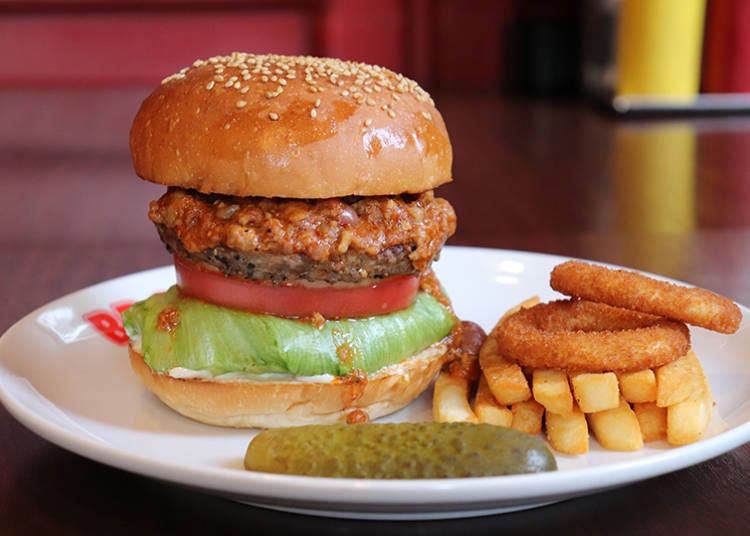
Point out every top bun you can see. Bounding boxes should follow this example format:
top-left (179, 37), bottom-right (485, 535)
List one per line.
top-left (130, 53), bottom-right (452, 198)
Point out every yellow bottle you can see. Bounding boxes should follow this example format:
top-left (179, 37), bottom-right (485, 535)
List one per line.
top-left (616, 0), bottom-right (707, 99)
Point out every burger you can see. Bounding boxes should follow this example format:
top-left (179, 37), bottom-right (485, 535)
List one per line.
top-left (123, 52), bottom-right (457, 427)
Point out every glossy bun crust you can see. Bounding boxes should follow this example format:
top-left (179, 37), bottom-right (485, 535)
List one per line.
top-left (130, 53), bottom-right (452, 198)
top-left (128, 341), bottom-right (449, 428)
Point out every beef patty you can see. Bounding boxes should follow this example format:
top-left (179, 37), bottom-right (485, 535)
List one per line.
top-left (158, 224), bottom-right (416, 284)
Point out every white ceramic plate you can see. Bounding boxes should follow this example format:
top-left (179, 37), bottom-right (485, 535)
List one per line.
top-left (1, 247), bottom-right (749, 520)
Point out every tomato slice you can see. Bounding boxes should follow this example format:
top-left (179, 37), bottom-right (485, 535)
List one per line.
top-left (173, 255), bottom-right (420, 319)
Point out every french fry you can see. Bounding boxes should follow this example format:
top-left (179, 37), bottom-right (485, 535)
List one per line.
top-left (618, 369), bottom-right (657, 403)
top-left (479, 301), bottom-right (538, 406)
top-left (570, 372), bottom-right (620, 413)
top-left (483, 363), bottom-right (531, 405)
top-left (432, 372), bottom-right (478, 424)
top-left (667, 369), bottom-right (713, 446)
top-left (473, 375), bottom-right (513, 427)
top-left (633, 402), bottom-right (667, 442)
top-left (479, 342), bottom-right (531, 405)
top-left (588, 397), bottom-right (643, 451)
top-left (656, 350), bottom-right (705, 407)
top-left (532, 369), bottom-right (574, 416)
top-left (545, 407), bottom-right (589, 455)
top-left (510, 399), bottom-right (544, 435)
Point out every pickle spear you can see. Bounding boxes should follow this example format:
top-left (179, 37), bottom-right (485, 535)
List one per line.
top-left (244, 422), bottom-right (556, 478)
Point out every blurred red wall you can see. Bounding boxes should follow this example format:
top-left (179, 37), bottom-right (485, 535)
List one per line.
top-left (0, 0), bottom-right (535, 91)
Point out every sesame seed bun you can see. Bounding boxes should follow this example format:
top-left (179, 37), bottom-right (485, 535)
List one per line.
top-left (128, 340), bottom-right (450, 428)
top-left (129, 53), bottom-right (452, 198)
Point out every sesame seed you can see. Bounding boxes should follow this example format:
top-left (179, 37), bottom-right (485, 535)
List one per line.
top-left (310, 108), bottom-right (317, 118)
top-left (364, 118), bottom-right (373, 126)
top-left (314, 98), bottom-right (321, 107)
top-left (160, 72), bottom-right (185, 84)
top-left (366, 97), bottom-right (376, 106)
top-left (205, 80), bottom-right (215, 90)
top-left (241, 86), bottom-right (250, 94)
top-left (388, 110), bottom-right (396, 118)
top-left (236, 100), bottom-right (247, 108)
top-left (269, 112), bottom-right (279, 121)
top-left (421, 111), bottom-right (432, 121)
top-left (233, 81), bottom-right (241, 89)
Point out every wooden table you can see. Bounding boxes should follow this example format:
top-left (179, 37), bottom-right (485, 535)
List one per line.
top-left (1, 88), bottom-right (749, 534)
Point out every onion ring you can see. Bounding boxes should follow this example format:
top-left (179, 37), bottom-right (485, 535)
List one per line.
top-left (495, 299), bottom-right (691, 372)
top-left (550, 260), bottom-right (741, 334)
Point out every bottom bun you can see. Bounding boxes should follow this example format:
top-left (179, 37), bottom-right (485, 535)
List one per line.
top-left (128, 341), bottom-right (450, 428)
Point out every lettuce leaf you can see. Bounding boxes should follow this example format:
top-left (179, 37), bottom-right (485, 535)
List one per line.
top-left (122, 286), bottom-right (454, 377)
